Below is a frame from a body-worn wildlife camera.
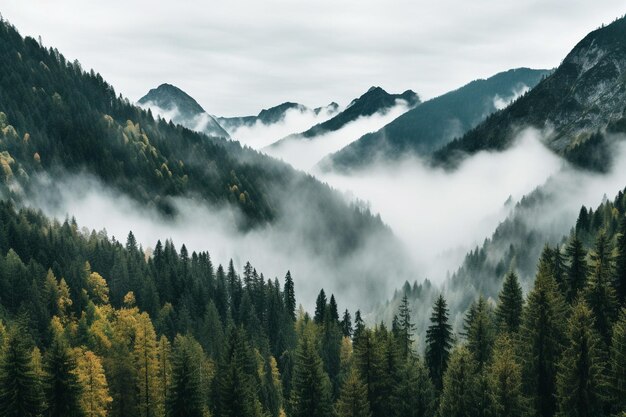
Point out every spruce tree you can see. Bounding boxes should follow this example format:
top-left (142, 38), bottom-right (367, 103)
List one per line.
top-left (615, 215), bottom-right (626, 304)
top-left (166, 335), bottom-right (205, 417)
top-left (438, 346), bottom-right (479, 417)
top-left (43, 335), bottom-right (84, 417)
top-left (336, 368), bottom-right (372, 417)
top-left (290, 326), bottom-right (333, 417)
top-left (0, 327), bottom-right (44, 417)
top-left (584, 231), bottom-right (618, 346)
top-left (566, 235), bottom-right (588, 302)
top-left (495, 271), bottom-right (524, 334)
top-left (555, 300), bottom-right (607, 417)
top-left (519, 256), bottom-right (566, 417)
top-left (314, 289), bottom-right (328, 324)
top-left (397, 294), bottom-right (415, 359)
top-left (284, 271), bottom-right (296, 322)
top-left (425, 294), bottom-right (453, 390)
top-left (329, 295), bottom-right (340, 323)
top-left (341, 309), bottom-right (353, 338)
top-left (609, 307), bottom-right (626, 415)
top-left (465, 296), bottom-right (495, 370)
top-left (391, 358), bottom-right (435, 417)
top-left (488, 334), bottom-right (527, 417)
top-left (353, 311), bottom-right (365, 342)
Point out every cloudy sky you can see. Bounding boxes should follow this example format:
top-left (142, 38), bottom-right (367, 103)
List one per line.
top-left (2, 1), bottom-right (624, 116)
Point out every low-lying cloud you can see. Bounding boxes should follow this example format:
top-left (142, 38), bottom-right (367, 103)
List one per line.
top-left (264, 100), bottom-right (413, 171)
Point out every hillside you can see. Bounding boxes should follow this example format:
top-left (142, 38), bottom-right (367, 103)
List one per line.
top-left (434, 16), bottom-right (626, 171)
top-left (321, 68), bottom-right (550, 172)
top-left (138, 83), bottom-right (230, 138)
top-left (269, 87), bottom-right (419, 149)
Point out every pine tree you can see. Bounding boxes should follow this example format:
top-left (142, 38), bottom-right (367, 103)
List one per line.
top-left (438, 346), bottom-right (479, 417)
top-left (166, 335), bottom-right (205, 417)
top-left (609, 307), bottom-right (626, 415)
top-left (397, 294), bottom-right (415, 359)
top-left (43, 335), bottom-right (83, 417)
top-left (320, 311), bottom-right (343, 399)
top-left (336, 367), bottom-right (372, 417)
top-left (425, 294), bottom-right (453, 390)
top-left (555, 300), bottom-right (607, 417)
top-left (495, 271), bottom-right (524, 334)
top-left (615, 215), bottom-right (626, 304)
top-left (157, 336), bottom-right (171, 417)
top-left (290, 326), bottom-right (333, 417)
top-left (353, 311), bottom-right (365, 342)
top-left (329, 295), bottom-right (340, 323)
top-left (0, 327), bottom-right (44, 417)
top-left (341, 310), bottom-right (353, 338)
top-left (314, 289), bottom-right (328, 324)
top-left (519, 256), bottom-right (566, 417)
top-left (465, 296), bottom-right (495, 370)
top-left (566, 235), bottom-right (588, 302)
top-left (391, 358), bottom-right (435, 417)
top-left (551, 246), bottom-right (567, 296)
top-left (75, 350), bottom-right (112, 417)
top-left (134, 313), bottom-right (160, 417)
top-left (584, 231), bottom-right (618, 346)
top-left (284, 271), bottom-right (296, 322)
top-left (488, 334), bottom-right (527, 417)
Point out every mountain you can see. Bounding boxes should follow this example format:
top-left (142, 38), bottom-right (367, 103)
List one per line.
top-left (217, 101), bottom-right (339, 133)
top-left (138, 83), bottom-right (230, 138)
top-left (434, 16), bottom-right (626, 171)
top-left (269, 87), bottom-right (419, 148)
top-left (0, 18), bottom-right (410, 302)
top-left (320, 68), bottom-right (550, 172)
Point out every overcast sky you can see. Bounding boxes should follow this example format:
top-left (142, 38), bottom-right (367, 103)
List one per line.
top-left (2, 1), bottom-right (624, 116)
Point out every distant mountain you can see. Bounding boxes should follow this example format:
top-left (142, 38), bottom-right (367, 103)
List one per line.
top-left (138, 83), bottom-right (230, 138)
top-left (269, 87), bottom-right (419, 148)
top-left (320, 68), bottom-right (550, 172)
top-left (217, 101), bottom-right (339, 132)
top-left (434, 16), bottom-right (626, 171)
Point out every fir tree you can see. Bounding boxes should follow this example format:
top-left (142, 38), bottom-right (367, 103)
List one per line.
top-left (43, 335), bottom-right (83, 417)
top-left (166, 335), bottom-right (205, 417)
top-left (391, 358), bottom-right (435, 417)
top-left (584, 231), bottom-right (618, 346)
top-left (353, 311), bottom-right (365, 342)
top-left (556, 300), bottom-right (607, 417)
top-left (465, 296), bottom-right (495, 370)
top-left (290, 326), bottom-right (333, 417)
top-left (397, 294), bottom-right (415, 359)
top-left (609, 307), bottom-right (626, 415)
top-left (425, 294), bottom-right (453, 390)
top-left (336, 368), bottom-right (372, 417)
top-left (284, 271), bottom-right (296, 322)
top-left (519, 255), bottom-right (566, 417)
top-left (341, 309), bottom-right (353, 338)
top-left (0, 327), bottom-right (44, 417)
top-left (615, 215), bottom-right (626, 304)
top-left (495, 271), bottom-right (524, 334)
top-left (314, 289), bottom-right (328, 324)
top-left (438, 346), bottom-right (479, 417)
top-left (488, 334), bottom-right (527, 417)
top-left (566, 235), bottom-right (588, 302)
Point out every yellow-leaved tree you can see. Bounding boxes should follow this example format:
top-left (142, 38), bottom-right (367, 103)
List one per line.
top-left (134, 312), bottom-right (161, 417)
top-left (75, 349), bottom-right (112, 417)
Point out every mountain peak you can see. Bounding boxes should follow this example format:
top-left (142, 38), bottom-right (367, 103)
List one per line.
top-left (138, 83), bottom-right (206, 117)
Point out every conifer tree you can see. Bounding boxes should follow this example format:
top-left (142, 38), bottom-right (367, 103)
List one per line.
top-left (488, 334), bottom-right (527, 417)
top-left (391, 358), bottom-right (435, 417)
top-left (584, 231), bottom-right (618, 346)
top-left (555, 300), bottom-right (607, 417)
top-left (75, 350), bottom-right (112, 417)
top-left (397, 294), bottom-right (415, 359)
top-left (551, 246), bottom-right (567, 296)
top-left (341, 310), bottom-right (353, 338)
top-left (166, 335), bottom-right (205, 417)
top-left (609, 307), bottom-right (626, 415)
top-left (283, 271), bottom-right (296, 322)
top-left (438, 346), bottom-right (479, 417)
top-left (157, 336), bottom-right (171, 417)
top-left (495, 271), bottom-right (524, 334)
top-left (43, 335), bottom-right (83, 417)
top-left (0, 327), bottom-right (44, 417)
top-left (615, 215), bottom-right (626, 304)
top-left (465, 296), bottom-right (495, 370)
top-left (290, 326), bottom-right (333, 417)
top-left (353, 311), bottom-right (365, 342)
top-left (566, 235), bottom-right (588, 302)
top-left (425, 294), bottom-right (453, 390)
top-left (336, 367), bottom-right (372, 417)
top-left (320, 311), bottom-right (343, 399)
top-left (519, 255), bottom-right (566, 417)
top-left (314, 289), bottom-right (328, 324)
top-left (134, 313), bottom-right (160, 417)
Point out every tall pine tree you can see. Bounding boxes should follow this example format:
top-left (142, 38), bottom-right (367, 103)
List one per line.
top-left (425, 294), bottom-right (453, 390)
top-left (495, 271), bottom-right (524, 334)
